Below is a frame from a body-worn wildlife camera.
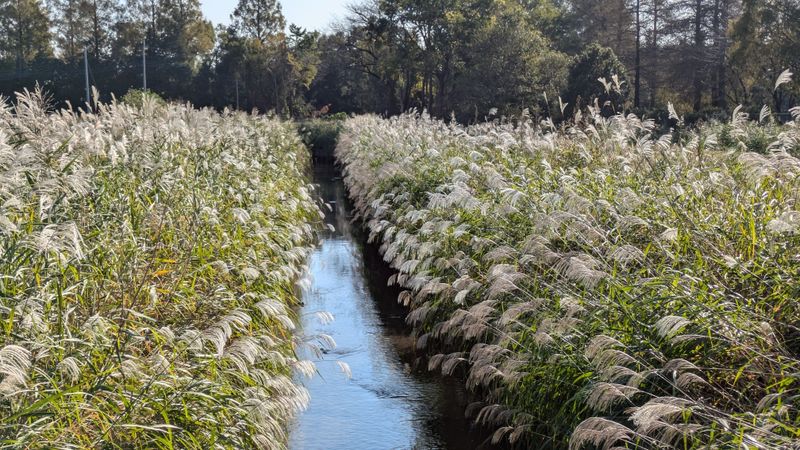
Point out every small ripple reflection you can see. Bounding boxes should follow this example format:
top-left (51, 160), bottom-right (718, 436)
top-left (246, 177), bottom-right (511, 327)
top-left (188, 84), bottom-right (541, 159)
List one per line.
top-left (288, 166), bottom-right (491, 450)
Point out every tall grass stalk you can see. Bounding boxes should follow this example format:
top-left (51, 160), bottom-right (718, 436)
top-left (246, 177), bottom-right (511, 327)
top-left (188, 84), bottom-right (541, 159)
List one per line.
top-left (0, 89), bottom-right (320, 449)
top-left (336, 94), bottom-right (800, 448)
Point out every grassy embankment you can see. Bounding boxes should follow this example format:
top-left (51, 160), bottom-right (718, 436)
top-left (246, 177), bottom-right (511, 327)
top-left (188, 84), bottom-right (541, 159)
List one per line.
top-left (336, 104), bottom-right (800, 448)
top-left (0, 91), bottom-right (320, 449)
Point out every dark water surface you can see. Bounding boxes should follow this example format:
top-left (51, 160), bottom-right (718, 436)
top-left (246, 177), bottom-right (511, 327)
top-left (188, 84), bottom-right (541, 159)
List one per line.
top-left (289, 165), bottom-right (493, 450)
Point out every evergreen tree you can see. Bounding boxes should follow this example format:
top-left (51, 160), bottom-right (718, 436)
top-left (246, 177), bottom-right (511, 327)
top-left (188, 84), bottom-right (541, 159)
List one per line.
top-left (730, 0), bottom-right (799, 115)
top-left (0, 0), bottom-right (53, 73)
top-left (563, 44), bottom-right (631, 116)
top-left (51, 0), bottom-right (118, 60)
top-left (231, 0), bottom-right (285, 42)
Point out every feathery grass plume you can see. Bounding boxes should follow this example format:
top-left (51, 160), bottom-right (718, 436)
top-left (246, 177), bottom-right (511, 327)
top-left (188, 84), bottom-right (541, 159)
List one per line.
top-left (600, 365), bottom-right (646, 388)
top-left (654, 315), bottom-right (693, 340)
top-left (570, 417), bottom-right (634, 450)
top-left (336, 98), bottom-right (800, 448)
top-left (775, 69), bottom-right (794, 91)
top-left (0, 92), bottom-right (321, 448)
top-left (586, 382), bottom-right (642, 412)
top-left (628, 397), bottom-right (693, 435)
top-left (759, 105), bottom-right (772, 124)
top-left (0, 345), bottom-right (31, 395)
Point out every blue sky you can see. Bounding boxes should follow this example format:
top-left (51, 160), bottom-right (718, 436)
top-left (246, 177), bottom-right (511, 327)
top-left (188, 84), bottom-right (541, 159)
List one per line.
top-left (200, 0), bottom-right (352, 32)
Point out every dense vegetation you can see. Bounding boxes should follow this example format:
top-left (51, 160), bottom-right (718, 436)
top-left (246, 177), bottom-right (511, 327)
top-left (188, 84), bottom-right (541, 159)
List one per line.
top-left (1, 0), bottom-right (797, 122)
top-left (0, 90), bottom-right (320, 448)
top-left (336, 82), bottom-right (800, 448)
top-left (3, 0), bottom-right (800, 447)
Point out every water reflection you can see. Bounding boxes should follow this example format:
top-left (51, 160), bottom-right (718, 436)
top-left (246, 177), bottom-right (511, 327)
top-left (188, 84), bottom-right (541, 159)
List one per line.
top-left (289, 165), bottom-right (493, 450)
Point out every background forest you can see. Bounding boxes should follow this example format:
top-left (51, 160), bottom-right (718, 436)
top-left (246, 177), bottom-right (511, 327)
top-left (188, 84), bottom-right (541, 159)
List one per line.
top-left (1, 0), bottom-right (798, 122)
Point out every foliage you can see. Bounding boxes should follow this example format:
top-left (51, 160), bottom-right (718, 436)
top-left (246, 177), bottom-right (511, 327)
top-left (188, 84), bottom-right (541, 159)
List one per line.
top-left (0, 0), bottom-right (52, 71)
top-left (449, 0), bottom-right (570, 120)
top-left (50, 0), bottom-right (117, 59)
top-left (307, 32), bottom-right (383, 115)
top-left (231, 0), bottom-right (285, 42)
top-left (198, 3), bottom-right (319, 117)
top-left (299, 118), bottom-right (344, 159)
top-left (336, 94), bottom-right (800, 448)
top-left (0, 89), bottom-right (321, 448)
top-left (2, 0), bottom-right (798, 121)
top-left (729, 0), bottom-right (800, 115)
top-left (563, 44), bottom-right (630, 116)
top-left (120, 88), bottom-right (166, 108)
top-left (313, 0), bottom-right (569, 122)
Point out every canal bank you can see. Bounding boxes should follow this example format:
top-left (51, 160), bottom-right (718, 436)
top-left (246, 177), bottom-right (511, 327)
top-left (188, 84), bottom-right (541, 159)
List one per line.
top-left (289, 163), bottom-right (500, 450)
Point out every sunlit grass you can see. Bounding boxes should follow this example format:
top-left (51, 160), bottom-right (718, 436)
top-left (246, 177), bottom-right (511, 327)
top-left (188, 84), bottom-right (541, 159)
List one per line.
top-left (337, 101), bottom-right (800, 448)
top-left (0, 90), bottom-right (319, 449)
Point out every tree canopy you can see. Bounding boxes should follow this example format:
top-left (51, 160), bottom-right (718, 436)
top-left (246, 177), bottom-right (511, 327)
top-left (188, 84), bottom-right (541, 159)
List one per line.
top-left (0, 0), bottom-right (795, 121)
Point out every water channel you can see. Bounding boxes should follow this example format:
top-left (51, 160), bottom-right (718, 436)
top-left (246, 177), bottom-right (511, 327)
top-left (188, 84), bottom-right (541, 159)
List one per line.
top-left (289, 164), bottom-right (497, 450)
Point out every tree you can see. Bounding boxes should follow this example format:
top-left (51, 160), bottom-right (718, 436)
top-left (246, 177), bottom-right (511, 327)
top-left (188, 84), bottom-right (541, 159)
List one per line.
top-left (51, 0), bottom-right (118, 60)
top-left (325, 0), bottom-right (573, 120)
top-left (451, 0), bottom-right (569, 121)
top-left (206, 0), bottom-right (316, 115)
top-left (0, 0), bottom-right (788, 122)
top-left (565, 0), bottom-right (636, 66)
top-left (690, 0), bottom-right (708, 111)
top-left (85, 0), bottom-right (118, 58)
top-left (0, 0), bottom-right (53, 74)
top-left (51, 0), bottom-right (83, 59)
top-left (563, 44), bottom-right (631, 117)
top-left (116, 0), bottom-right (212, 63)
top-left (231, 0), bottom-right (284, 42)
top-left (338, 0), bottom-right (418, 115)
top-left (634, 0), bottom-right (642, 107)
top-left (385, 0), bottom-right (495, 116)
top-left (308, 32), bottom-right (382, 114)
top-left (286, 25), bottom-right (321, 113)
top-left (645, 0), bottom-right (674, 107)
top-left (730, 0), bottom-right (799, 115)
top-left (710, 0), bottom-right (737, 109)
top-left (108, 0), bottom-right (213, 97)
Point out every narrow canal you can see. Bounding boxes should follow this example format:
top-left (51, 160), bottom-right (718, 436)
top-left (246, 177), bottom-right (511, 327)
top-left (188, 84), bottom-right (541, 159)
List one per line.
top-left (289, 163), bottom-right (494, 450)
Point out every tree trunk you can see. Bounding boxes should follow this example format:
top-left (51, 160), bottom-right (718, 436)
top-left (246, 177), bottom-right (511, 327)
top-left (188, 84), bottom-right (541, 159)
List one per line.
top-left (692, 0), bottom-right (705, 112)
top-left (92, 0), bottom-right (101, 59)
top-left (402, 69), bottom-right (413, 113)
top-left (421, 74), bottom-right (428, 111)
top-left (649, 0), bottom-right (659, 108)
top-left (436, 73), bottom-right (444, 117)
top-left (426, 72), bottom-right (433, 112)
top-left (385, 78), bottom-right (399, 116)
top-left (715, 1), bottom-right (729, 109)
top-left (436, 52), bottom-right (452, 118)
top-left (635, 0), bottom-right (641, 108)
top-left (711, 0), bottom-right (721, 107)
top-left (15, 0), bottom-right (23, 75)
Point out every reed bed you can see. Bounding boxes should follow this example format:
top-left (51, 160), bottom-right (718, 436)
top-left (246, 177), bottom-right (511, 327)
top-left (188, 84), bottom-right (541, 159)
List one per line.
top-left (337, 101), bottom-right (800, 448)
top-left (0, 91), bottom-right (319, 449)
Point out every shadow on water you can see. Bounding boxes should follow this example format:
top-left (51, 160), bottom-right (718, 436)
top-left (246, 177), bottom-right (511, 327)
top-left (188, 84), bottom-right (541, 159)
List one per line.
top-left (289, 163), bottom-right (503, 450)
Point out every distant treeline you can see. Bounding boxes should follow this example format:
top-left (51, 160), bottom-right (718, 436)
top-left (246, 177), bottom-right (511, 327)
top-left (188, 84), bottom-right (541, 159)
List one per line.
top-left (1, 0), bottom-right (798, 122)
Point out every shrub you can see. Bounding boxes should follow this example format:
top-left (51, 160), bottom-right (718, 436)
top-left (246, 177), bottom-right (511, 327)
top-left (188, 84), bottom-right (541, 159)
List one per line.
top-left (120, 88), bottom-right (167, 108)
top-left (562, 44), bottom-right (630, 117)
top-left (300, 116), bottom-right (345, 160)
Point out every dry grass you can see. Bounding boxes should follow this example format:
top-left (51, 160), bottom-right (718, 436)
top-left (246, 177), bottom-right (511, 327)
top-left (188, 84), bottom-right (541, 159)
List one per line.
top-left (337, 95), bottom-right (800, 448)
top-left (0, 90), bottom-right (320, 449)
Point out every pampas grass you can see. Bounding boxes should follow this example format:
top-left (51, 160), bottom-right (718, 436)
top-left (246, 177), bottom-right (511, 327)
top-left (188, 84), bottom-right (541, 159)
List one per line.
top-left (336, 83), bottom-right (800, 448)
top-left (0, 89), bottom-right (319, 449)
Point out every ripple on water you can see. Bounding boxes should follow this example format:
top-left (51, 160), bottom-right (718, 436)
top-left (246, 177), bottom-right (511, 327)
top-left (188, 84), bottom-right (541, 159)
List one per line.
top-left (288, 166), bottom-right (496, 450)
